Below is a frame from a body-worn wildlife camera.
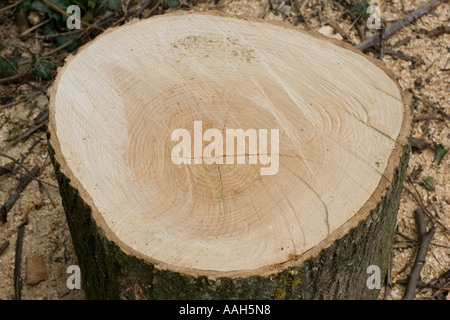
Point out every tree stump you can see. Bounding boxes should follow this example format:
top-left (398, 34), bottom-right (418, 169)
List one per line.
top-left (48, 12), bottom-right (412, 300)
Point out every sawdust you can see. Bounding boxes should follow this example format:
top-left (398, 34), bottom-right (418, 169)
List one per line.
top-left (0, 0), bottom-right (448, 300)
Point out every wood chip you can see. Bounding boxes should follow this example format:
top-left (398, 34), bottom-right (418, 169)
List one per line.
top-left (25, 255), bottom-right (48, 285)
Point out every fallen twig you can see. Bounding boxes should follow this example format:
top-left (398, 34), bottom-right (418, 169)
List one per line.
top-left (403, 222), bottom-right (436, 299)
top-left (414, 209), bottom-right (428, 237)
top-left (20, 138), bottom-right (43, 165)
top-left (10, 111), bottom-right (49, 146)
top-left (397, 280), bottom-right (450, 291)
top-left (403, 182), bottom-right (448, 232)
top-left (355, 0), bottom-right (448, 51)
top-left (13, 122), bottom-right (47, 146)
top-left (12, 203), bottom-right (36, 300)
top-left (327, 19), bottom-right (353, 44)
top-left (0, 153), bottom-right (57, 189)
top-left (14, 218), bottom-right (28, 300)
top-left (392, 36), bottom-right (411, 48)
top-left (40, 0), bottom-right (104, 32)
top-left (0, 0), bottom-right (20, 12)
top-left (396, 230), bottom-right (415, 243)
top-left (18, 19), bottom-right (51, 38)
top-left (135, 0), bottom-right (162, 17)
top-left (413, 115), bottom-right (445, 122)
top-left (383, 49), bottom-right (422, 65)
top-left (0, 162), bottom-right (15, 177)
top-left (31, 29), bottom-right (85, 40)
top-left (299, 0), bottom-right (311, 11)
top-left (0, 53), bottom-right (48, 96)
top-left (384, 249), bottom-right (394, 299)
top-left (0, 72), bottom-right (29, 84)
top-left (416, 25), bottom-right (450, 37)
top-left (0, 240), bottom-right (10, 256)
top-left (0, 92), bottom-right (39, 110)
top-left (379, 26), bottom-right (385, 60)
top-left (111, 0), bottom-right (161, 26)
top-left (419, 270), bottom-right (450, 297)
top-left (412, 94), bottom-right (450, 119)
top-left (41, 33), bottom-right (85, 58)
top-left (411, 137), bottom-right (433, 151)
top-left (427, 25), bottom-right (450, 36)
top-left (0, 165), bottom-right (40, 224)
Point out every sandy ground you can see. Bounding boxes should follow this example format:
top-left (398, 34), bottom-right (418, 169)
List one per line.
top-left (0, 0), bottom-right (448, 300)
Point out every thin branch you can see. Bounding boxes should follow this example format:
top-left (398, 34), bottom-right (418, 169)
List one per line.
top-left (41, 33), bottom-right (85, 58)
top-left (403, 226), bottom-right (436, 299)
top-left (384, 249), bottom-right (394, 299)
top-left (0, 240), bottom-right (10, 256)
top-left (32, 29), bottom-right (85, 40)
top-left (327, 19), bottom-right (353, 44)
top-left (0, 165), bottom-right (40, 224)
top-left (18, 19), bottom-right (51, 38)
top-left (414, 209), bottom-right (427, 236)
top-left (0, 92), bottom-right (37, 110)
top-left (383, 49), bottom-right (422, 64)
top-left (300, 0), bottom-right (311, 11)
top-left (348, 13), bottom-right (362, 32)
top-left (40, 0), bottom-right (104, 32)
top-left (379, 26), bottom-right (385, 60)
top-left (403, 184), bottom-right (448, 232)
top-left (34, 12), bottom-right (114, 40)
top-left (0, 54), bottom-right (48, 95)
top-left (413, 94), bottom-right (450, 119)
top-left (396, 230), bottom-right (415, 242)
top-left (14, 218), bottom-right (28, 300)
top-left (397, 280), bottom-right (450, 291)
top-left (20, 138), bottom-right (43, 165)
top-left (9, 111), bottom-right (49, 146)
top-left (0, 0), bottom-right (20, 12)
top-left (412, 115), bottom-right (445, 122)
top-left (135, 0), bottom-right (161, 17)
top-left (392, 36), bottom-right (411, 48)
top-left (0, 72), bottom-right (29, 84)
top-left (0, 162), bottom-right (15, 177)
top-left (0, 153), bottom-right (57, 188)
top-left (355, 0), bottom-right (448, 51)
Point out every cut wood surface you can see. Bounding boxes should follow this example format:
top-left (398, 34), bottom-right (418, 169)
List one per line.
top-left (48, 12), bottom-right (412, 299)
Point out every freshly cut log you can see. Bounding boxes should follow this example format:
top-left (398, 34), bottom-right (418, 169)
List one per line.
top-left (48, 12), bottom-right (412, 299)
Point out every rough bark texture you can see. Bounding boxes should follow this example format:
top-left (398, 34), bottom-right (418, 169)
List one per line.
top-left (48, 134), bottom-right (410, 300)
